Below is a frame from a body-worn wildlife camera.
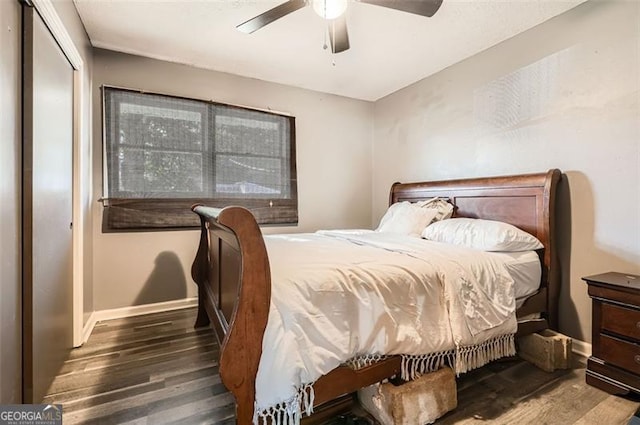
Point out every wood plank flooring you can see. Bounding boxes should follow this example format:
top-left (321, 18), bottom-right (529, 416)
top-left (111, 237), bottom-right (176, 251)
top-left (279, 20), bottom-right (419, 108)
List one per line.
top-left (44, 308), bottom-right (639, 424)
top-left (44, 308), bottom-right (234, 425)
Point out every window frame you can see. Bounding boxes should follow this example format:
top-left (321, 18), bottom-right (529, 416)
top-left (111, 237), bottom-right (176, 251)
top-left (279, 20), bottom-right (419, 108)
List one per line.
top-left (101, 86), bottom-right (298, 232)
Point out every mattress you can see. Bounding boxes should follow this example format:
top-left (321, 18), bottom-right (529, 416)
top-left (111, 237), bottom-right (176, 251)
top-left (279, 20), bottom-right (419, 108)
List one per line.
top-left (489, 251), bottom-right (541, 308)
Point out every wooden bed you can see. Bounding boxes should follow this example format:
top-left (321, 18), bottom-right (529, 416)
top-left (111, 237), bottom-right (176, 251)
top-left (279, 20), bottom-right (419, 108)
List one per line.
top-left (190, 169), bottom-right (561, 424)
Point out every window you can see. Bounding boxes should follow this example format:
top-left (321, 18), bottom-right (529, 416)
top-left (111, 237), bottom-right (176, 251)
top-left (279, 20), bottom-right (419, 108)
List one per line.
top-left (102, 87), bottom-right (297, 231)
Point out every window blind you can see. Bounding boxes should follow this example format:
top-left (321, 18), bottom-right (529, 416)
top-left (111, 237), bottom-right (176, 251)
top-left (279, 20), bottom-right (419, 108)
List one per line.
top-left (102, 87), bottom-right (297, 231)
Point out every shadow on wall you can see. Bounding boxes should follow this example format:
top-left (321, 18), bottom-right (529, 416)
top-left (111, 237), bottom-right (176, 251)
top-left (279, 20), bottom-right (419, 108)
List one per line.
top-left (557, 171), bottom-right (640, 342)
top-left (46, 252), bottom-right (200, 422)
top-left (556, 173), bottom-right (576, 338)
top-left (134, 251), bottom-right (187, 306)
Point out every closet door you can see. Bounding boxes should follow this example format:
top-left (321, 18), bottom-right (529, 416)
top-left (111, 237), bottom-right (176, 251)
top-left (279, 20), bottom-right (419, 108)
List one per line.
top-left (0, 0), bottom-right (23, 404)
top-left (22, 5), bottom-right (74, 403)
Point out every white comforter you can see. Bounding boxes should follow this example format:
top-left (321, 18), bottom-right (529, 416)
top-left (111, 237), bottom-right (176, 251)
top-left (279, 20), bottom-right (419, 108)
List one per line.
top-left (254, 230), bottom-right (517, 421)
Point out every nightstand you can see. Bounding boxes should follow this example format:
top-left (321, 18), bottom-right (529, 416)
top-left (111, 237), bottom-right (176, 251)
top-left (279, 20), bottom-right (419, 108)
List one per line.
top-left (584, 272), bottom-right (640, 395)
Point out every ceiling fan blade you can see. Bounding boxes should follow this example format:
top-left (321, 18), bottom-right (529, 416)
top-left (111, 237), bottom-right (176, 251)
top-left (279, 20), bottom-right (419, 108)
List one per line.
top-left (237, 0), bottom-right (307, 34)
top-left (360, 0), bottom-right (444, 17)
top-left (329, 16), bottom-right (350, 53)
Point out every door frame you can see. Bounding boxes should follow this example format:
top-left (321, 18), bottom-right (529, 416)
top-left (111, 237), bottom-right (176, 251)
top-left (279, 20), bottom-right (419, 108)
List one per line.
top-left (30, 0), bottom-right (87, 347)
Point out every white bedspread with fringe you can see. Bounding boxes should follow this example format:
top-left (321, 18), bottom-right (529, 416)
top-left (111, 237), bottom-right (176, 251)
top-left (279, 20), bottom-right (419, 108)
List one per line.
top-left (254, 231), bottom-right (517, 424)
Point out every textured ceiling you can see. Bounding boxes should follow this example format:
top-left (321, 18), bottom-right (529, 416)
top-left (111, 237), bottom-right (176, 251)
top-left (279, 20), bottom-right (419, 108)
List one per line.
top-left (73, 0), bottom-right (587, 101)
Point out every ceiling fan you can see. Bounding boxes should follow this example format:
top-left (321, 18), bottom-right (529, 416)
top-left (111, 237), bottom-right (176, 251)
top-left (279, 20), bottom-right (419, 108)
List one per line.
top-left (236, 0), bottom-right (444, 54)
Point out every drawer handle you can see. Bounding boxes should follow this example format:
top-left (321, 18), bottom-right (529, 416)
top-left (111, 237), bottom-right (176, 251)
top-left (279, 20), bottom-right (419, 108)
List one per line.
top-left (635, 355), bottom-right (640, 364)
top-left (636, 321), bottom-right (640, 329)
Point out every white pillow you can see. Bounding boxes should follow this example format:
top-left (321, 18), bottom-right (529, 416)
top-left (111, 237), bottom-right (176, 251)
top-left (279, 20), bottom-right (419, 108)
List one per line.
top-left (376, 202), bottom-right (439, 237)
top-left (421, 218), bottom-right (543, 252)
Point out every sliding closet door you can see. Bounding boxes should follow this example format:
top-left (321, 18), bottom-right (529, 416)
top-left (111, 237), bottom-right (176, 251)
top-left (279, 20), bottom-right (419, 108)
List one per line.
top-left (23, 6), bottom-right (74, 403)
top-left (0, 0), bottom-right (23, 404)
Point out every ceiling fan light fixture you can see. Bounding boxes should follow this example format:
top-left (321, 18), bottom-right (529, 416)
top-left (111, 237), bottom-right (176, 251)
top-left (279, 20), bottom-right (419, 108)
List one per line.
top-left (311, 0), bottom-right (348, 20)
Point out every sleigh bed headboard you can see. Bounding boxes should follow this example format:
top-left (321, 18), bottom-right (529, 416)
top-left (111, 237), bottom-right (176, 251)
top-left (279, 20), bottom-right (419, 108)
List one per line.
top-left (390, 169), bottom-right (561, 329)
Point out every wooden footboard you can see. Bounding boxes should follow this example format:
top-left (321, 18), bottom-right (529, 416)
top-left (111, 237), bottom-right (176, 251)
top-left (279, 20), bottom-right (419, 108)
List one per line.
top-left (191, 169), bottom-right (561, 424)
top-left (190, 205), bottom-right (271, 424)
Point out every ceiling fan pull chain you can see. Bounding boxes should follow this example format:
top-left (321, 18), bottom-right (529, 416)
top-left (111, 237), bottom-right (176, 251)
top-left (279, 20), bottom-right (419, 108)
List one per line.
top-left (332, 20), bottom-right (336, 56)
top-left (323, 22), bottom-right (328, 50)
top-left (331, 22), bottom-right (336, 65)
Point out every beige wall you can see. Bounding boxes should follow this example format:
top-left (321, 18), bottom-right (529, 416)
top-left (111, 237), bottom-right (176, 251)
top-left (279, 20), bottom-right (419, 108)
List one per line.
top-left (91, 49), bottom-right (374, 310)
top-left (372, 0), bottom-right (640, 342)
top-left (0, 0), bottom-right (22, 404)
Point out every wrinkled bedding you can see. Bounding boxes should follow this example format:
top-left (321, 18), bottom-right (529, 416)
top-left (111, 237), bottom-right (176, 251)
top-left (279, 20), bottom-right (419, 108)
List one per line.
top-left (254, 230), bottom-right (518, 422)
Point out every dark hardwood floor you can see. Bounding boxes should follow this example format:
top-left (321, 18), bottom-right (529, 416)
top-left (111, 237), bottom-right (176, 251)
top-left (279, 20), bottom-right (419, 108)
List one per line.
top-left (44, 308), bottom-right (234, 424)
top-left (44, 308), bottom-right (639, 424)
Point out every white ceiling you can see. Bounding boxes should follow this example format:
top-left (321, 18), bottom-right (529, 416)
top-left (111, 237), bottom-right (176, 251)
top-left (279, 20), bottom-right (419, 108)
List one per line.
top-left (73, 0), bottom-right (587, 101)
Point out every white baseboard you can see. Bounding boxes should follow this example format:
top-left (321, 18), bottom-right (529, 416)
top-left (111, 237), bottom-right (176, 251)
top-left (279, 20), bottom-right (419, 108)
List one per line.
top-left (80, 311), bottom-right (97, 346)
top-left (93, 297), bottom-right (198, 325)
top-left (572, 338), bottom-right (592, 358)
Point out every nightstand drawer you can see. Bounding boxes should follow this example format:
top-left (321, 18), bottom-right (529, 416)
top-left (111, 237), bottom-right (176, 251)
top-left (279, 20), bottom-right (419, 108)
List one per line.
top-left (600, 334), bottom-right (640, 375)
top-left (601, 303), bottom-right (640, 340)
